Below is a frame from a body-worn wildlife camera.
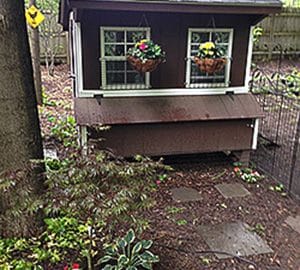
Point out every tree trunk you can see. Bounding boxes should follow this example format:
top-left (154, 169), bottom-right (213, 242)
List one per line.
top-left (28, 0), bottom-right (43, 105)
top-left (0, 0), bottom-right (44, 237)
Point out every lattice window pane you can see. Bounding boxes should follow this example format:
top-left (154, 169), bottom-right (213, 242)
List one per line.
top-left (101, 27), bottom-right (150, 90)
top-left (187, 28), bottom-right (233, 88)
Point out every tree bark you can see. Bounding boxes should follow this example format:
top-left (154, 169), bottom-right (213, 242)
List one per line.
top-left (28, 0), bottom-right (43, 105)
top-left (0, 0), bottom-right (44, 236)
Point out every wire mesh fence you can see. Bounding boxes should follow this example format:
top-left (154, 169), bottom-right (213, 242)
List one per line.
top-left (250, 55), bottom-right (300, 199)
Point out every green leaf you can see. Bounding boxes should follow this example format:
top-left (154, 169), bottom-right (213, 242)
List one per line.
top-left (118, 254), bottom-right (129, 266)
top-left (99, 255), bottom-right (113, 264)
top-left (118, 239), bottom-right (127, 248)
top-left (132, 242), bottom-right (142, 255)
top-left (103, 265), bottom-right (115, 270)
top-left (124, 229), bottom-right (135, 244)
top-left (106, 245), bottom-right (118, 256)
top-left (141, 262), bottom-right (152, 270)
top-left (140, 251), bottom-right (159, 263)
top-left (141, 240), bottom-right (152, 249)
top-left (126, 267), bottom-right (137, 270)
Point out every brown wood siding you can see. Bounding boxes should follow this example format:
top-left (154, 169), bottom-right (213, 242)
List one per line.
top-left (90, 119), bottom-right (254, 157)
top-left (81, 10), bottom-right (254, 90)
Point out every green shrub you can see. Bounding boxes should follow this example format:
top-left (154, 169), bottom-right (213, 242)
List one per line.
top-left (0, 146), bottom-right (170, 269)
top-left (50, 116), bottom-right (77, 147)
top-left (45, 151), bottom-right (170, 235)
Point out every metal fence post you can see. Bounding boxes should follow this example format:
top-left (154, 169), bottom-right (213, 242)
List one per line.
top-left (288, 109), bottom-right (300, 196)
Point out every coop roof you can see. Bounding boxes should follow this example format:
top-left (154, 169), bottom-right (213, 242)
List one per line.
top-left (59, 0), bottom-right (282, 30)
top-left (74, 94), bottom-right (264, 126)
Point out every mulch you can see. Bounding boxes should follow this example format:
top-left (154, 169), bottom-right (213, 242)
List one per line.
top-left (145, 155), bottom-right (300, 270)
top-left (40, 64), bottom-right (300, 270)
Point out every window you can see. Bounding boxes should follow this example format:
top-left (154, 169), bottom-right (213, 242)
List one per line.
top-left (100, 27), bottom-right (151, 90)
top-left (186, 28), bottom-right (233, 88)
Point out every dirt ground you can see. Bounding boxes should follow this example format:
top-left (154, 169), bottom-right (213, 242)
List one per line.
top-left (147, 156), bottom-right (300, 270)
top-left (40, 65), bottom-right (300, 270)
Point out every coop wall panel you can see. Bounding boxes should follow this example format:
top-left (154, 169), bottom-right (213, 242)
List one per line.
top-left (89, 120), bottom-right (254, 157)
top-left (80, 10), bottom-right (256, 90)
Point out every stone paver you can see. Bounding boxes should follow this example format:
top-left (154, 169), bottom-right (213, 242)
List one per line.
top-left (285, 215), bottom-right (300, 234)
top-left (215, 183), bottom-right (251, 199)
top-left (197, 221), bottom-right (273, 259)
top-left (171, 187), bottom-right (201, 202)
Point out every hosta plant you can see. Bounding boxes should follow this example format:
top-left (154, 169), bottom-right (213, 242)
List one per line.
top-left (98, 229), bottom-right (159, 270)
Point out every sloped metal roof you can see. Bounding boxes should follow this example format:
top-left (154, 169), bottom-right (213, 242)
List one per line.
top-left (74, 94), bottom-right (264, 125)
top-left (59, 0), bottom-right (282, 30)
top-left (95, 0), bottom-right (282, 7)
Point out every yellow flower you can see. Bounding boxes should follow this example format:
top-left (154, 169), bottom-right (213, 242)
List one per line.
top-left (200, 42), bottom-right (215, 50)
top-left (135, 39), bottom-right (148, 48)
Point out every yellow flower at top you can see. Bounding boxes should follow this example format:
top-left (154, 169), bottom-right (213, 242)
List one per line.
top-left (199, 42), bottom-right (215, 50)
top-left (135, 39), bottom-right (149, 47)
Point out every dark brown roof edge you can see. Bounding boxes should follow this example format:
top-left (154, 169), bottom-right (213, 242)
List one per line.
top-left (59, 0), bottom-right (281, 32)
top-left (70, 0), bottom-right (281, 14)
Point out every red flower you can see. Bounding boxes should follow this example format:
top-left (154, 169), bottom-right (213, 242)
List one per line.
top-left (72, 263), bottom-right (80, 270)
top-left (64, 266), bottom-right (68, 270)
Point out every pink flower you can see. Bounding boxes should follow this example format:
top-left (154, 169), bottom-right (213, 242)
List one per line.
top-left (64, 266), bottom-right (68, 270)
top-left (234, 167), bottom-right (240, 173)
top-left (139, 43), bottom-right (148, 51)
top-left (156, 180), bottom-right (161, 185)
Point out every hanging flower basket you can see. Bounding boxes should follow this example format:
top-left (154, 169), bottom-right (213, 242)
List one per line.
top-left (127, 39), bottom-right (165, 73)
top-left (194, 41), bottom-right (227, 74)
top-left (194, 57), bottom-right (227, 74)
top-left (127, 56), bottom-right (162, 73)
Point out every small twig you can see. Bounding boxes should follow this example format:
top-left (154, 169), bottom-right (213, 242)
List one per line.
top-left (211, 169), bottom-right (227, 180)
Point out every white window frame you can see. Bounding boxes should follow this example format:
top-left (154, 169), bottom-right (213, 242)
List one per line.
top-left (185, 28), bottom-right (234, 88)
top-left (100, 27), bottom-right (151, 90)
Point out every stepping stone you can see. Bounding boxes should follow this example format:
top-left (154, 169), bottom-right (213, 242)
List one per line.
top-left (215, 183), bottom-right (250, 199)
top-left (171, 187), bottom-right (201, 202)
top-left (285, 215), bottom-right (300, 234)
top-left (197, 221), bottom-right (273, 259)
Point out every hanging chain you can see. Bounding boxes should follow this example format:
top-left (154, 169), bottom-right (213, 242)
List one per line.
top-left (138, 13), bottom-right (150, 28)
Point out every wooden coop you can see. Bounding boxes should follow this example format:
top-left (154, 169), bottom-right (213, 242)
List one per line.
top-left (59, 0), bottom-right (281, 161)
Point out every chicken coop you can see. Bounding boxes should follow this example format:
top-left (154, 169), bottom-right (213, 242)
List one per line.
top-left (59, 0), bottom-right (281, 160)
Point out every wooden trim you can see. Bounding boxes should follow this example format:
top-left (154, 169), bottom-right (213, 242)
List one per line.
top-left (77, 86), bottom-right (248, 98)
top-left (245, 26), bottom-right (254, 87)
top-left (78, 125), bottom-right (88, 155)
top-left (71, 15), bottom-right (84, 98)
top-left (252, 118), bottom-right (259, 150)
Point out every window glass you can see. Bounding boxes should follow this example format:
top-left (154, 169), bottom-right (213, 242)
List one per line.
top-left (101, 28), bottom-right (149, 90)
top-left (187, 29), bottom-right (233, 88)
